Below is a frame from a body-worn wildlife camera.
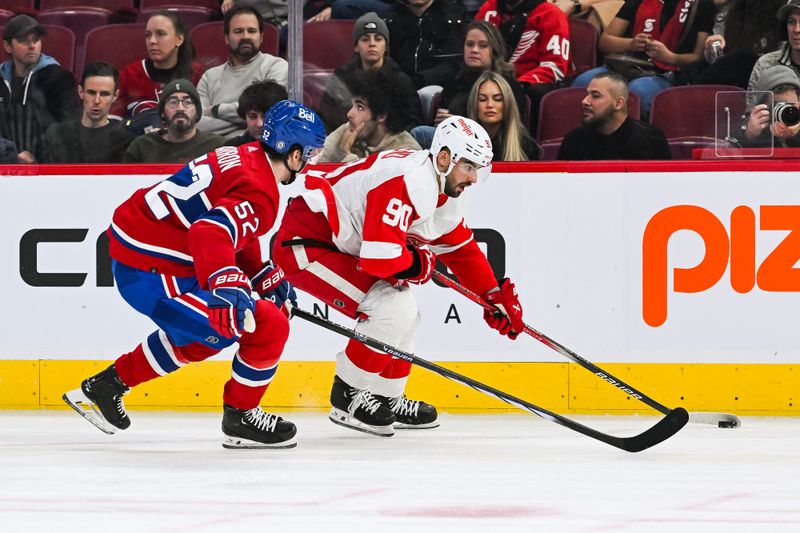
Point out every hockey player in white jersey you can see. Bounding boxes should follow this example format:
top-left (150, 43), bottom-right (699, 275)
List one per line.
top-left (272, 116), bottom-right (525, 436)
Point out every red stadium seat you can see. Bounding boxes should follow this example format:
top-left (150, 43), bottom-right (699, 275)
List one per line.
top-left (3, 0), bottom-right (36, 10)
top-left (537, 86), bottom-right (641, 143)
top-left (649, 85), bottom-right (746, 140)
top-left (78, 23), bottom-right (147, 82)
top-left (38, 7), bottom-right (113, 79)
top-left (139, 0), bottom-right (219, 10)
top-left (40, 24), bottom-right (76, 74)
top-left (136, 6), bottom-right (213, 30)
top-left (0, 11), bottom-right (15, 26)
top-left (539, 141), bottom-right (561, 161)
top-left (38, 0), bottom-right (134, 9)
top-left (303, 19), bottom-right (356, 71)
top-left (303, 69), bottom-right (334, 113)
top-left (568, 18), bottom-right (598, 76)
top-left (191, 21), bottom-right (281, 70)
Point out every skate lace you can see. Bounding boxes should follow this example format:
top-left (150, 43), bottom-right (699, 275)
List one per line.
top-left (245, 407), bottom-right (279, 432)
top-left (349, 389), bottom-right (382, 416)
top-left (389, 395), bottom-right (420, 417)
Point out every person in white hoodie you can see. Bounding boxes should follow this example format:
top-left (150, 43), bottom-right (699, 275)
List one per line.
top-left (197, 5), bottom-right (288, 139)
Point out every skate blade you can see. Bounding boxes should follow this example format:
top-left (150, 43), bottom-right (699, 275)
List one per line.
top-left (62, 389), bottom-right (119, 435)
top-left (222, 436), bottom-right (297, 449)
top-left (394, 420), bottom-right (440, 429)
top-left (328, 408), bottom-right (394, 437)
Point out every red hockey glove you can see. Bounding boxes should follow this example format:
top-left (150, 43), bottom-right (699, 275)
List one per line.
top-left (394, 243), bottom-right (436, 285)
top-left (208, 266), bottom-right (255, 338)
top-left (483, 278), bottom-right (524, 340)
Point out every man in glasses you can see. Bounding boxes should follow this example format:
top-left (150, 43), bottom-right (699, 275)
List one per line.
top-left (64, 101), bottom-right (327, 449)
top-left (273, 116), bottom-right (526, 437)
top-left (123, 78), bottom-right (224, 163)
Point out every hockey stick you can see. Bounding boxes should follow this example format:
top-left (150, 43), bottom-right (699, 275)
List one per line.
top-left (291, 306), bottom-right (688, 452)
top-left (432, 270), bottom-right (740, 428)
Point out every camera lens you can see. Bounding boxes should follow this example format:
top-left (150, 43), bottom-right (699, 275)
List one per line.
top-left (773, 102), bottom-right (800, 127)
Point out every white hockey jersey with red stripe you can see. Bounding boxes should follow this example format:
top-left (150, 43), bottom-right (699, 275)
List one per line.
top-left (299, 148), bottom-right (497, 294)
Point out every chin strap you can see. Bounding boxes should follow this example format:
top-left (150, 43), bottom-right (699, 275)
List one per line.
top-left (430, 151), bottom-right (453, 194)
top-left (281, 157), bottom-right (307, 186)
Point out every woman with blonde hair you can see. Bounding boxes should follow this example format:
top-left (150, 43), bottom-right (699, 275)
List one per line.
top-left (468, 71), bottom-right (540, 161)
top-left (410, 20), bottom-right (527, 148)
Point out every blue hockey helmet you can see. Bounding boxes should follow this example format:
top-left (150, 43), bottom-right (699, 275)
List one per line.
top-left (261, 100), bottom-right (326, 163)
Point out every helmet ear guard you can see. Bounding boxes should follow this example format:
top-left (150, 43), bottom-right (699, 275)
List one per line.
top-left (429, 116), bottom-right (494, 189)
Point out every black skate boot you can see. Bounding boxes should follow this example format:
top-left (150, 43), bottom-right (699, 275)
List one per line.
top-left (375, 394), bottom-right (439, 429)
top-left (63, 364), bottom-right (131, 435)
top-left (329, 375), bottom-right (395, 436)
top-left (221, 405), bottom-right (297, 449)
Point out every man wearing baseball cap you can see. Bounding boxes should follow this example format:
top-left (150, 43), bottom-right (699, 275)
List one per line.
top-left (318, 12), bottom-right (422, 133)
top-left (0, 14), bottom-right (79, 163)
top-left (123, 78), bottom-right (225, 163)
top-left (748, 0), bottom-right (800, 94)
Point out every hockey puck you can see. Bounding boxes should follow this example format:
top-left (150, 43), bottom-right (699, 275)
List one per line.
top-left (718, 420), bottom-right (736, 428)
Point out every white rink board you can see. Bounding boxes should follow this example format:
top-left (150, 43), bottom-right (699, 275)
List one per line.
top-left (1, 170), bottom-right (799, 363)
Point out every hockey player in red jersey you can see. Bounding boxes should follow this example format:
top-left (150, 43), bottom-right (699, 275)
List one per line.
top-left (63, 100), bottom-right (325, 449)
top-left (272, 116), bottom-right (526, 437)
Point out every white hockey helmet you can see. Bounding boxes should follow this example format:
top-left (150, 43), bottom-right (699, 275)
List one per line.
top-left (429, 115), bottom-right (494, 187)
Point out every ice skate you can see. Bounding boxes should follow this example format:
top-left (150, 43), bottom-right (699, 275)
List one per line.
top-left (221, 405), bottom-right (297, 449)
top-left (329, 375), bottom-right (395, 436)
top-left (62, 364), bottom-right (131, 435)
top-left (375, 394), bottom-right (439, 429)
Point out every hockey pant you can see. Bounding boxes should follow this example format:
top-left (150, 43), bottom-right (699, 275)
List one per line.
top-left (273, 202), bottom-right (420, 397)
top-left (110, 260), bottom-right (290, 410)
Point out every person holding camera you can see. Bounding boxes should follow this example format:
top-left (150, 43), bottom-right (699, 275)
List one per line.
top-left (743, 65), bottom-right (800, 148)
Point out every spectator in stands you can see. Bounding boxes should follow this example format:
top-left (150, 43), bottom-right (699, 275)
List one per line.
top-left (476, 0), bottom-right (572, 134)
top-left (305, 0), bottom-right (395, 21)
top-left (123, 78), bottom-right (223, 163)
top-left (410, 20), bottom-right (527, 147)
top-left (571, 0), bottom-right (715, 116)
top-left (689, 0), bottom-right (783, 87)
top-left (0, 137), bottom-right (18, 164)
top-left (318, 12), bottom-right (422, 132)
top-left (748, 1), bottom-right (800, 95)
top-left (742, 65), bottom-right (800, 148)
top-left (0, 14), bottom-right (79, 164)
top-left (468, 71), bottom-right (541, 161)
top-left (320, 68), bottom-right (420, 162)
top-left (197, 5), bottom-right (288, 139)
top-left (224, 80), bottom-right (288, 146)
top-left (221, 0), bottom-right (289, 29)
top-left (384, 0), bottom-right (466, 88)
top-left (112, 11), bottom-right (204, 124)
top-left (557, 71), bottom-right (670, 159)
top-left (38, 62), bottom-right (135, 164)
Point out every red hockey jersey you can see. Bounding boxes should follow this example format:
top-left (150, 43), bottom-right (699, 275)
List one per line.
top-left (108, 142), bottom-right (279, 285)
top-left (298, 149), bottom-right (497, 295)
top-left (110, 59), bottom-right (205, 119)
top-left (477, 0), bottom-right (571, 85)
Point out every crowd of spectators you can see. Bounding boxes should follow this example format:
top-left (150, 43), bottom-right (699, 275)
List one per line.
top-left (0, 0), bottom-right (798, 164)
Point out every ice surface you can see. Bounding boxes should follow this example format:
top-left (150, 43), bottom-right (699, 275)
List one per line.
top-left (1, 411), bottom-right (798, 532)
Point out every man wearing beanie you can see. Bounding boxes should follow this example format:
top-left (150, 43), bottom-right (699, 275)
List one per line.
top-left (743, 64), bottom-right (800, 148)
top-left (123, 78), bottom-right (224, 163)
top-left (0, 14), bottom-right (80, 163)
top-left (318, 12), bottom-right (422, 133)
top-left (748, 0), bottom-right (800, 94)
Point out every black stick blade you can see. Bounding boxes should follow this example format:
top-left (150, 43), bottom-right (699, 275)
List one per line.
top-left (619, 407), bottom-right (689, 452)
